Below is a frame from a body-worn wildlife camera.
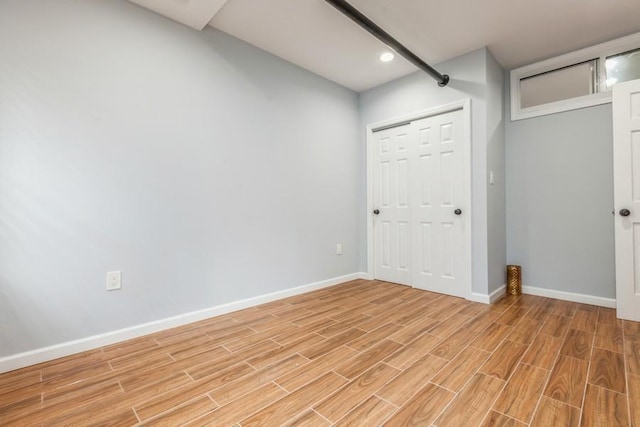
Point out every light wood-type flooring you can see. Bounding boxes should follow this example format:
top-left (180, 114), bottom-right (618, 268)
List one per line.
top-left (1, 279), bottom-right (640, 426)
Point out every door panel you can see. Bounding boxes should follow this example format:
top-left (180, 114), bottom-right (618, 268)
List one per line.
top-left (634, 224), bottom-right (640, 297)
top-left (419, 154), bottom-right (432, 206)
top-left (380, 162), bottom-right (390, 208)
top-left (420, 223), bottom-right (433, 275)
top-left (440, 150), bottom-right (454, 205)
top-left (398, 221), bottom-right (409, 270)
top-left (441, 222), bottom-right (454, 279)
top-left (632, 133), bottom-right (640, 201)
top-left (381, 221), bottom-right (391, 268)
top-left (397, 159), bottom-right (409, 207)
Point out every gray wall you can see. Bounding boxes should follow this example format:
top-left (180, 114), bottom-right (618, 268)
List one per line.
top-left (505, 95), bottom-right (615, 298)
top-left (3, 0), bottom-right (611, 362)
top-left (486, 52), bottom-right (507, 294)
top-left (359, 48), bottom-right (496, 296)
top-left (0, 0), bottom-right (361, 357)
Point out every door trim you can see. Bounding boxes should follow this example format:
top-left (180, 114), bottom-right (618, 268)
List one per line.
top-left (365, 99), bottom-right (473, 299)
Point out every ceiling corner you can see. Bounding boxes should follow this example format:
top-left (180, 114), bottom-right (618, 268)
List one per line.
top-left (128, 0), bottom-right (230, 31)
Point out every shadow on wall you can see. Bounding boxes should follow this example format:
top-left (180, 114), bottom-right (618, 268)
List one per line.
top-left (447, 78), bottom-right (485, 99)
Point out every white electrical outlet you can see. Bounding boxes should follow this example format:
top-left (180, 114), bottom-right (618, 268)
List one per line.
top-left (336, 243), bottom-right (343, 255)
top-left (106, 271), bottom-right (122, 291)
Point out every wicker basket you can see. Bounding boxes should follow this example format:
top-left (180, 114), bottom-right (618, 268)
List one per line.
top-left (506, 265), bottom-right (522, 295)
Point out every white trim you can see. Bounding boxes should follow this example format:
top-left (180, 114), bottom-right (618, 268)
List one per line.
top-left (522, 285), bottom-right (616, 308)
top-left (0, 272), bottom-right (367, 374)
top-left (468, 286), bottom-right (506, 305)
top-left (510, 91), bottom-right (610, 121)
top-left (468, 293), bottom-right (490, 304)
top-left (489, 286), bottom-right (507, 303)
top-left (510, 32), bottom-right (640, 121)
top-left (366, 100), bottom-right (471, 132)
top-left (365, 99), bottom-right (473, 300)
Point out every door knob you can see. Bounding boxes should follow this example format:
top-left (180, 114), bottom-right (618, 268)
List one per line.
top-left (454, 209), bottom-right (462, 215)
top-left (373, 209), bottom-right (380, 215)
top-left (620, 208), bottom-right (631, 217)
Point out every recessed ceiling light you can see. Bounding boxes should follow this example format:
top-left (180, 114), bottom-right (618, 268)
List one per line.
top-left (380, 52), bottom-right (395, 62)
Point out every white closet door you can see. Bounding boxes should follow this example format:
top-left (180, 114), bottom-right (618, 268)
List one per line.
top-left (372, 108), bottom-right (470, 298)
top-left (614, 79), bottom-right (640, 321)
top-left (372, 123), bottom-right (413, 285)
top-left (411, 109), bottom-right (469, 297)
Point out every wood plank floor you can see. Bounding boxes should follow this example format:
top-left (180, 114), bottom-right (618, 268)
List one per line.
top-left (1, 279), bottom-right (639, 426)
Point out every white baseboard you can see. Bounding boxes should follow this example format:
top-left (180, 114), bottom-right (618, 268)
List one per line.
top-left (470, 284), bottom-right (616, 308)
top-left (468, 286), bottom-right (506, 304)
top-left (522, 285), bottom-right (616, 308)
top-left (468, 292), bottom-right (490, 304)
top-left (489, 286), bottom-right (507, 303)
top-left (0, 272), bottom-right (368, 374)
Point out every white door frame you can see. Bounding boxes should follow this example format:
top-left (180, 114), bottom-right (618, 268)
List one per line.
top-left (366, 99), bottom-right (473, 299)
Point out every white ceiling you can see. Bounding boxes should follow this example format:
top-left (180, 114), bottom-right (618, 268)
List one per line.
top-left (128, 0), bottom-right (640, 92)
top-left (128, 0), bottom-right (228, 30)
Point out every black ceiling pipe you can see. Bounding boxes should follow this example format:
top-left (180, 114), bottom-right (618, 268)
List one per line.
top-left (325, 0), bottom-right (449, 87)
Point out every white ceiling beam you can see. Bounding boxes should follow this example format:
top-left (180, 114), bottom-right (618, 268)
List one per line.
top-left (129, 0), bottom-right (230, 31)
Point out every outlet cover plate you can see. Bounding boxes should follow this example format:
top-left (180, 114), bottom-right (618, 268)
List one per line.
top-left (106, 271), bottom-right (122, 291)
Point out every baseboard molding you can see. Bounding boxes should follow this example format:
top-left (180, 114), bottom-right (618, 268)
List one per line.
top-left (489, 286), bottom-right (507, 303)
top-left (468, 286), bottom-right (506, 305)
top-left (468, 292), bottom-right (490, 304)
top-left (0, 272), bottom-right (368, 374)
top-left (522, 285), bottom-right (616, 308)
